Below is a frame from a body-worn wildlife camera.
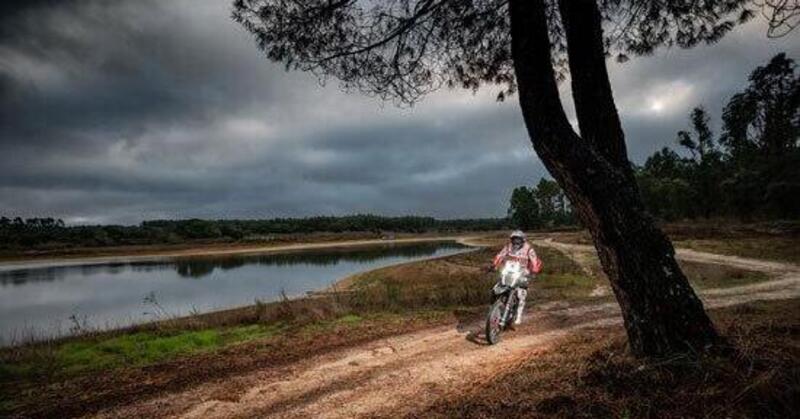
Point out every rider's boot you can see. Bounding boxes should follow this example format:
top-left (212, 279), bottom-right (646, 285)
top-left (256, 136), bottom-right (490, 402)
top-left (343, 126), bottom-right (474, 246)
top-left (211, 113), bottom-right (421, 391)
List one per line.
top-left (515, 288), bottom-right (527, 325)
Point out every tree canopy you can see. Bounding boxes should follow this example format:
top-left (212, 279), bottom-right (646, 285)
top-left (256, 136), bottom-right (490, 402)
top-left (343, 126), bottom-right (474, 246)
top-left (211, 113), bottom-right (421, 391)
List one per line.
top-left (232, 0), bottom-right (793, 104)
top-left (507, 178), bottom-right (575, 230)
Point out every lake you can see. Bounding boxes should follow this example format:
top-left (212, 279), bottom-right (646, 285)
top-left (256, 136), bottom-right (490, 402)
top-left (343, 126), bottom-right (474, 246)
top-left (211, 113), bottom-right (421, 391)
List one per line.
top-left (0, 241), bottom-right (472, 344)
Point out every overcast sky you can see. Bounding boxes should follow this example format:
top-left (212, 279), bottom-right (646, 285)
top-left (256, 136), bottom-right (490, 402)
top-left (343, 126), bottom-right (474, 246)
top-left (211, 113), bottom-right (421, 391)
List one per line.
top-left (1, 1), bottom-right (798, 225)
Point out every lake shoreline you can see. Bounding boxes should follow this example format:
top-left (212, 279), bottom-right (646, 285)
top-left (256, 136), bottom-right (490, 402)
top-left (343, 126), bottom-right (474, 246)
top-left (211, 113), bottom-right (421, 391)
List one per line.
top-left (0, 238), bottom-right (483, 345)
top-left (0, 235), bottom-right (487, 272)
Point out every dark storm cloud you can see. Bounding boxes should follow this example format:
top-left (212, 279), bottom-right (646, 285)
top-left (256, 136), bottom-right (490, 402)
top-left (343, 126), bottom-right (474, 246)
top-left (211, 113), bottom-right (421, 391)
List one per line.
top-left (607, 22), bottom-right (800, 161)
top-left (0, 1), bottom-right (798, 224)
top-left (1, 1), bottom-right (286, 148)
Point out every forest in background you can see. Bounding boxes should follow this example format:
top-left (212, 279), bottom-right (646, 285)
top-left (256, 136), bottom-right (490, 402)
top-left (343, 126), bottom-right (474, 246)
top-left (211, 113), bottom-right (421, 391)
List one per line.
top-left (636, 53), bottom-right (799, 221)
top-left (0, 215), bottom-right (510, 250)
top-left (508, 53), bottom-right (799, 229)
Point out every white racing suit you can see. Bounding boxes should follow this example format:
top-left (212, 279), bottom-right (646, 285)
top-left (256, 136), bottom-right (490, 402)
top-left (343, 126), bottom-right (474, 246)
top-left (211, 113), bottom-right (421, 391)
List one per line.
top-left (511, 277), bottom-right (530, 325)
top-left (493, 241), bottom-right (541, 324)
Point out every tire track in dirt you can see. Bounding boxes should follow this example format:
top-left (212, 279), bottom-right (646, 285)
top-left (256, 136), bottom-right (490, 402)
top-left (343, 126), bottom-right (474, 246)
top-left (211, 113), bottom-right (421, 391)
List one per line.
top-left (95, 244), bottom-right (800, 419)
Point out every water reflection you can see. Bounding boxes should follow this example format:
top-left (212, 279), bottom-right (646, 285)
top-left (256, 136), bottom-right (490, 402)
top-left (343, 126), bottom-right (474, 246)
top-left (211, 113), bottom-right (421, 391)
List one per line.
top-left (0, 241), bottom-right (471, 343)
top-left (0, 242), bottom-right (465, 284)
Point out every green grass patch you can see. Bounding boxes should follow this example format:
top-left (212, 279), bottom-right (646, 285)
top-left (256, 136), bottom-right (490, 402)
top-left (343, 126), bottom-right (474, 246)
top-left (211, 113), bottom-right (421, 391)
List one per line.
top-left (0, 323), bottom-right (285, 382)
top-left (335, 314), bottom-right (363, 325)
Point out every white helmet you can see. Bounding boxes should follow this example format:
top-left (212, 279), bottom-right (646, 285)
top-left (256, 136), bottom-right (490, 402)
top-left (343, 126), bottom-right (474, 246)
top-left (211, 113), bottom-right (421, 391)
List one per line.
top-left (509, 230), bottom-right (526, 240)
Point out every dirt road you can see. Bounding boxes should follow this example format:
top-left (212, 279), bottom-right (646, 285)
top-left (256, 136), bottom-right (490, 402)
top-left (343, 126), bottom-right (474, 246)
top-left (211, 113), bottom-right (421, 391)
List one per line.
top-left (95, 242), bottom-right (800, 419)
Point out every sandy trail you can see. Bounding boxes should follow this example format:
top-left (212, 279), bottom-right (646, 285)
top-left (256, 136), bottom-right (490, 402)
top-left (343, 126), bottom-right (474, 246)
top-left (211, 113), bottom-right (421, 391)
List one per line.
top-left (95, 243), bottom-right (800, 419)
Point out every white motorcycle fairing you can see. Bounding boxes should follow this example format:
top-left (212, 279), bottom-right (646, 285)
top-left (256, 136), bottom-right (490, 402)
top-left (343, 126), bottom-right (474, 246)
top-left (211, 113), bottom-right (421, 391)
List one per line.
top-left (492, 260), bottom-right (527, 295)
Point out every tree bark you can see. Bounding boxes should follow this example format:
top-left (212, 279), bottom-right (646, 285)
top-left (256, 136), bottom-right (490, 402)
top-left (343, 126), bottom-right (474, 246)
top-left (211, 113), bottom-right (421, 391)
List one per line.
top-left (509, 0), bottom-right (719, 357)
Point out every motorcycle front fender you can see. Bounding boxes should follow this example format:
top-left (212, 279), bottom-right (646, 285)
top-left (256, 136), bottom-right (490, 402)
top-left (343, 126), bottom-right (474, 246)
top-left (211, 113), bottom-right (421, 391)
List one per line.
top-left (492, 283), bottom-right (511, 296)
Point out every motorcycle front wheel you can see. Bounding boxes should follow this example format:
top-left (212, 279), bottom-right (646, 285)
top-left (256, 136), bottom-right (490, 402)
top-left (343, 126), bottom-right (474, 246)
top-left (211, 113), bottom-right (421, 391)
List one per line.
top-left (485, 297), bottom-right (506, 345)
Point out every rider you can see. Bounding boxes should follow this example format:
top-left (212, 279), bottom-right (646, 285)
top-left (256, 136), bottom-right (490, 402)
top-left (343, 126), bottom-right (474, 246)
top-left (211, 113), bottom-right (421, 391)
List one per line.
top-left (490, 230), bottom-right (542, 326)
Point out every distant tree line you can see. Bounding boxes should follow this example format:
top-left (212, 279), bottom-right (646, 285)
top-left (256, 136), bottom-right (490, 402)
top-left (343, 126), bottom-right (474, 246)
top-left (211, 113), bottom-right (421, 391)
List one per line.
top-left (507, 178), bottom-right (577, 230)
top-left (636, 53), bottom-right (799, 221)
top-left (0, 215), bottom-right (509, 250)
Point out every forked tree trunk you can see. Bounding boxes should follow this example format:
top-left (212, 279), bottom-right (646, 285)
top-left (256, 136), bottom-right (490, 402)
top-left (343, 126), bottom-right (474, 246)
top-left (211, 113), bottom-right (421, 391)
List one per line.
top-left (509, 0), bottom-right (719, 357)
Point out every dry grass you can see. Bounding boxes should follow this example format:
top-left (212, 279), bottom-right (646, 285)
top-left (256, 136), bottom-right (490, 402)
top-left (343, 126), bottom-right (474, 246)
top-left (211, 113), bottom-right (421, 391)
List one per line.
top-left (540, 235), bottom-right (773, 292)
top-left (0, 309), bottom-right (458, 418)
top-left (344, 245), bottom-right (591, 308)
top-left (549, 221), bottom-right (800, 265)
top-left (679, 259), bottom-right (771, 289)
top-left (415, 299), bottom-right (800, 419)
top-left (675, 237), bottom-right (800, 265)
top-left (662, 220), bottom-right (800, 241)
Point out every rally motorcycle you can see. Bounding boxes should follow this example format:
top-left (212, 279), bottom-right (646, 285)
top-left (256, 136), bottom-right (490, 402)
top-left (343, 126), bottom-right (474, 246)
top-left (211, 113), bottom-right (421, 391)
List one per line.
top-left (485, 260), bottom-right (528, 345)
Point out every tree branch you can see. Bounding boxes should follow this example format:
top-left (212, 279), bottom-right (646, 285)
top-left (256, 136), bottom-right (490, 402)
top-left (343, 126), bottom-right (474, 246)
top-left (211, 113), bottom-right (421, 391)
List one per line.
top-left (313, 0), bottom-right (440, 64)
top-left (509, 0), bottom-right (578, 147)
top-left (559, 0), bottom-right (633, 178)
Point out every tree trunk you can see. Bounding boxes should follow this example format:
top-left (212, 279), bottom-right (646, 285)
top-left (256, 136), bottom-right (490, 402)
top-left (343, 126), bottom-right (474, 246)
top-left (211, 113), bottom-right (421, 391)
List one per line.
top-left (509, 0), bottom-right (719, 357)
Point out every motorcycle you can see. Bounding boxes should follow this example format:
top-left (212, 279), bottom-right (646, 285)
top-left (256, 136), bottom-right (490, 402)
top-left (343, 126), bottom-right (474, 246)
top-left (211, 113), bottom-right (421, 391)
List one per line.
top-left (485, 260), bottom-right (528, 345)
